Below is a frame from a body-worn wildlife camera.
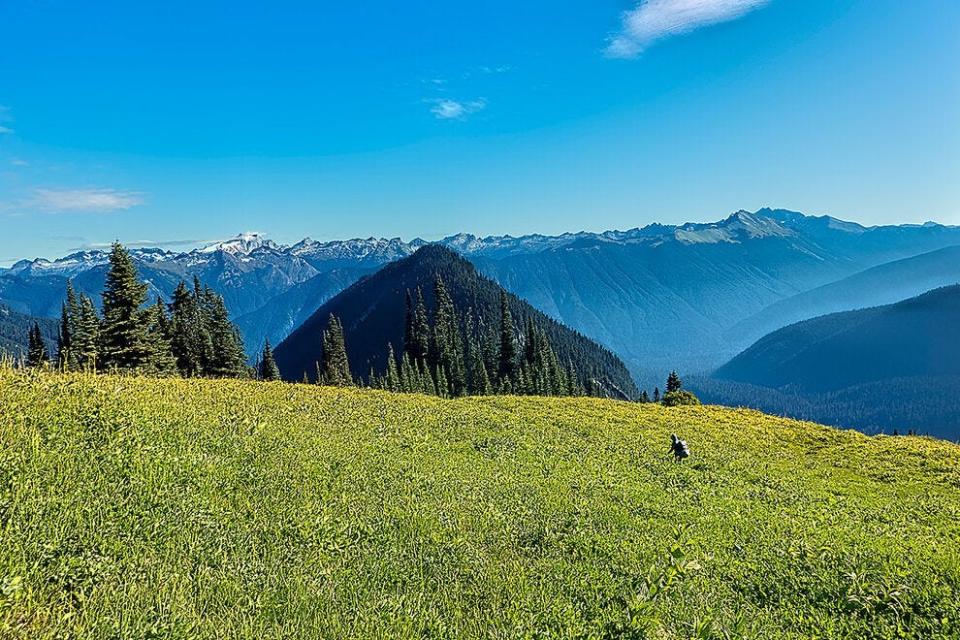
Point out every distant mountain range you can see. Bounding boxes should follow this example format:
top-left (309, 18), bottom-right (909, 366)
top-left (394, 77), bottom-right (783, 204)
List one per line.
top-left (3, 208), bottom-right (959, 389)
top-left (274, 245), bottom-right (639, 400)
top-left (693, 286), bottom-right (960, 440)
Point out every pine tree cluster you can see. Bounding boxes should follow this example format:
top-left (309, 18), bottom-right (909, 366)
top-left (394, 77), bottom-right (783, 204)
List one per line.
top-left (48, 243), bottom-right (249, 378)
top-left (364, 279), bottom-right (591, 398)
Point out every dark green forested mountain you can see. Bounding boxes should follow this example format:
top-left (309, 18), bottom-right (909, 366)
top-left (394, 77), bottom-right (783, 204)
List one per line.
top-left (0, 305), bottom-right (58, 359)
top-left (692, 286), bottom-right (960, 439)
top-left (274, 245), bottom-right (639, 399)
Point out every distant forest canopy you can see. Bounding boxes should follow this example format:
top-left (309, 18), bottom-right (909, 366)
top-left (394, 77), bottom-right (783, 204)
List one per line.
top-left (690, 376), bottom-right (960, 441)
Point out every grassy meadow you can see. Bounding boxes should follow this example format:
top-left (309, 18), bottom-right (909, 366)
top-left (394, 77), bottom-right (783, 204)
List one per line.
top-left (1, 368), bottom-right (959, 639)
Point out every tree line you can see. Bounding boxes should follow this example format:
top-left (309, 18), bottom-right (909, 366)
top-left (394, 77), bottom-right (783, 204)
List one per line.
top-left (310, 275), bottom-right (628, 398)
top-left (26, 242), bottom-right (250, 378)
top-left (20, 241), bottom-right (699, 406)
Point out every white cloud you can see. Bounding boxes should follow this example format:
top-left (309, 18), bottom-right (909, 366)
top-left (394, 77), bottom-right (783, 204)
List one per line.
top-left (606, 0), bottom-right (771, 59)
top-left (10, 158), bottom-right (28, 167)
top-left (0, 126), bottom-right (12, 135)
top-left (32, 188), bottom-right (145, 213)
top-left (429, 98), bottom-right (487, 120)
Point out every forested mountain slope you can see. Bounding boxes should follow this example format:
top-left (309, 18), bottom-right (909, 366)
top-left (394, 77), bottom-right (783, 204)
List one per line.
top-left (274, 245), bottom-right (638, 399)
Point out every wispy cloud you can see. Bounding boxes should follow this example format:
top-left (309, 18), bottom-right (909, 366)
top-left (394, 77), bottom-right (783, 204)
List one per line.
top-left (32, 188), bottom-right (145, 213)
top-left (606, 0), bottom-right (771, 59)
top-left (479, 65), bottom-right (512, 75)
top-left (0, 126), bottom-right (13, 135)
top-left (10, 158), bottom-right (28, 167)
top-left (429, 98), bottom-right (487, 121)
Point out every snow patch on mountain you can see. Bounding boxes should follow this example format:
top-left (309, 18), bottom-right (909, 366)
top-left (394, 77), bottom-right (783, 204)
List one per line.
top-left (197, 232), bottom-right (278, 255)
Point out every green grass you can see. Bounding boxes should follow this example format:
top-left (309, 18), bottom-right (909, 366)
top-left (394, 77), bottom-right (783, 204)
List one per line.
top-left (1, 368), bottom-right (959, 639)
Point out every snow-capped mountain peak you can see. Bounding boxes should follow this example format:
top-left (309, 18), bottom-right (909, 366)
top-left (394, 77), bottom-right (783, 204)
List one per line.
top-left (198, 232), bottom-right (279, 255)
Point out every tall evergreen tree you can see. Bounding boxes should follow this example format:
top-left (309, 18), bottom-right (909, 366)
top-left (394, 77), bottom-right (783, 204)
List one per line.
top-left (57, 280), bottom-right (80, 370)
top-left (384, 343), bottom-right (401, 392)
top-left (141, 298), bottom-right (178, 375)
top-left (169, 281), bottom-right (209, 376)
top-left (497, 290), bottom-right (516, 383)
top-left (430, 276), bottom-right (465, 396)
top-left (400, 351), bottom-right (417, 393)
top-left (403, 290), bottom-right (416, 359)
top-left (99, 242), bottom-right (152, 371)
top-left (259, 339), bottom-right (281, 381)
top-left (435, 365), bottom-right (449, 398)
top-left (321, 314), bottom-right (352, 386)
top-left (74, 295), bottom-right (100, 370)
top-left (666, 370), bottom-right (683, 394)
top-left (202, 287), bottom-right (248, 377)
top-left (465, 313), bottom-right (492, 396)
top-left (26, 323), bottom-right (49, 368)
top-left (405, 287), bottom-right (431, 364)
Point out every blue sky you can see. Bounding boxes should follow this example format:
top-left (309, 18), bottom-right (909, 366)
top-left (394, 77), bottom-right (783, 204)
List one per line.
top-left (0, 0), bottom-right (958, 263)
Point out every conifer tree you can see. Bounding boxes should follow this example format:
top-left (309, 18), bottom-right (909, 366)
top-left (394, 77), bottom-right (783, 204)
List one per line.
top-left (141, 298), bottom-right (178, 375)
top-left (202, 287), bottom-right (247, 377)
top-left (407, 287), bottom-right (430, 364)
top-left (474, 357), bottom-right (491, 395)
top-left (653, 387), bottom-right (661, 403)
top-left (384, 343), bottom-right (401, 392)
top-left (497, 291), bottom-right (516, 383)
top-left (565, 360), bottom-right (580, 396)
top-left (57, 280), bottom-right (80, 370)
top-left (74, 295), bottom-right (100, 370)
top-left (99, 242), bottom-right (151, 371)
top-left (400, 351), bottom-right (417, 393)
top-left (466, 320), bottom-right (492, 396)
top-left (192, 277), bottom-right (216, 372)
top-left (666, 370), bottom-right (683, 394)
top-left (404, 290), bottom-right (416, 359)
top-left (430, 276), bottom-right (465, 396)
top-left (26, 323), bottom-right (49, 368)
top-left (259, 339), bottom-right (281, 381)
top-left (169, 281), bottom-right (209, 376)
top-left (435, 365), bottom-right (449, 398)
top-left (321, 314), bottom-right (352, 386)
top-left (420, 361), bottom-right (436, 396)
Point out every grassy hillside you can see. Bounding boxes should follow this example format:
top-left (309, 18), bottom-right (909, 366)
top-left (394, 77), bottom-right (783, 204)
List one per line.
top-left (1, 369), bottom-right (958, 639)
